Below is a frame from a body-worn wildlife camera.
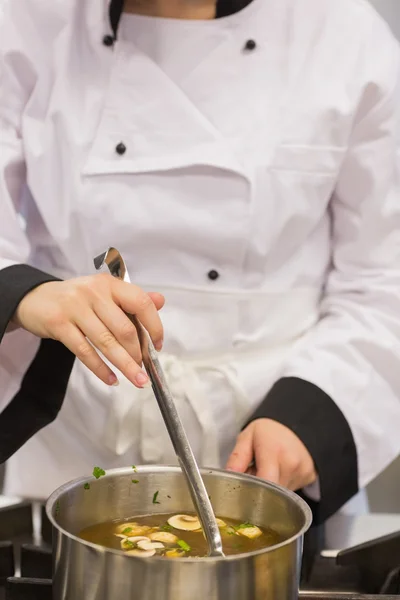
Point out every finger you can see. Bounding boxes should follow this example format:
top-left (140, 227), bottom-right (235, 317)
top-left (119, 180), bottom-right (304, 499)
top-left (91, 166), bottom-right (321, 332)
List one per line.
top-left (253, 437), bottom-right (280, 484)
top-left (113, 281), bottom-right (164, 350)
top-left (93, 300), bottom-right (142, 365)
top-left (74, 308), bottom-right (150, 388)
top-left (57, 323), bottom-right (118, 386)
top-left (279, 452), bottom-right (302, 489)
top-left (226, 428), bottom-right (254, 473)
top-left (256, 457), bottom-right (280, 485)
top-left (148, 292), bottom-right (165, 311)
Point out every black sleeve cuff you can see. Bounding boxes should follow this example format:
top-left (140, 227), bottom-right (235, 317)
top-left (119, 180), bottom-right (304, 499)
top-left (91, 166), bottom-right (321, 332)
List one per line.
top-left (0, 263), bottom-right (61, 341)
top-left (0, 338), bottom-right (75, 464)
top-left (248, 377), bottom-right (359, 525)
top-left (0, 264), bottom-right (75, 462)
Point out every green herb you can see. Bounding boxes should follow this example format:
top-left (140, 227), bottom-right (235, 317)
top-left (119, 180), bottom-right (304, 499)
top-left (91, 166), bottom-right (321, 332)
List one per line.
top-left (92, 467), bottom-right (106, 480)
top-left (160, 524), bottom-right (173, 532)
top-left (84, 483), bottom-right (90, 490)
top-left (177, 540), bottom-right (191, 552)
top-left (132, 479), bottom-right (139, 484)
top-left (122, 527), bottom-right (133, 534)
top-left (152, 491), bottom-right (160, 504)
top-left (132, 465), bottom-right (138, 472)
top-left (226, 527), bottom-right (236, 536)
top-left (123, 540), bottom-right (135, 549)
top-left (236, 522), bottom-right (255, 530)
top-left (55, 501), bottom-right (60, 516)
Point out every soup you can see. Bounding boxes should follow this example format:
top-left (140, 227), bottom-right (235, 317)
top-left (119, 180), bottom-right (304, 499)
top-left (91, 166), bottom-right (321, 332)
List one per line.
top-left (79, 513), bottom-right (282, 558)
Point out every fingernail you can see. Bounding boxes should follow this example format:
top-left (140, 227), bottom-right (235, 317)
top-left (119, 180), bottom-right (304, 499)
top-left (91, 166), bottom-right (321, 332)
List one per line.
top-left (108, 374), bottom-right (119, 386)
top-left (154, 339), bottom-right (163, 352)
top-left (136, 372), bottom-right (151, 388)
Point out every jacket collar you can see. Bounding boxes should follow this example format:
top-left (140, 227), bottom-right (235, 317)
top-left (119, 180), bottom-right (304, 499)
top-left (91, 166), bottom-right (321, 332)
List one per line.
top-left (108, 0), bottom-right (255, 35)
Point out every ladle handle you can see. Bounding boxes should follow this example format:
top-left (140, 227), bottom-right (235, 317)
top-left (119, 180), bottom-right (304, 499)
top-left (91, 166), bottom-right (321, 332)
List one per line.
top-left (93, 248), bottom-right (224, 558)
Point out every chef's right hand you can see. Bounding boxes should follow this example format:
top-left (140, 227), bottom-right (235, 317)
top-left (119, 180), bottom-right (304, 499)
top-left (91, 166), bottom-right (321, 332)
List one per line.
top-left (12, 274), bottom-right (165, 388)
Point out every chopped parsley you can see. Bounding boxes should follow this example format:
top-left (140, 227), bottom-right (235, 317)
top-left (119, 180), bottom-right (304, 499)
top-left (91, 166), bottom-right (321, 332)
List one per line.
top-left (132, 479), bottom-right (139, 484)
top-left (236, 522), bottom-right (255, 530)
top-left (177, 540), bottom-right (191, 552)
top-left (123, 540), bottom-right (135, 549)
top-left (84, 483), bottom-right (90, 490)
top-left (92, 467), bottom-right (106, 480)
top-left (132, 465), bottom-right (138, 472)
top-left (152, 491), bottom-right (160, 504)
top-left (122, 527), bottom-right (133, 535)
top-left (160, 524), bottom-right (173, 532)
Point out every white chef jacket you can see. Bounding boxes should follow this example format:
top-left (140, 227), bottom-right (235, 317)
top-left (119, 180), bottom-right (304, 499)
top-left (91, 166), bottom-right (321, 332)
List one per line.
top-left (0, 0), bottom-right (399, 523)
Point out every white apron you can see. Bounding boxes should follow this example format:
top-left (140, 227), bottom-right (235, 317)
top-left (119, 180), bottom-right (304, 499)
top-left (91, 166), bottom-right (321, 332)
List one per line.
top-left (3, 285), bottom-right (320, 498)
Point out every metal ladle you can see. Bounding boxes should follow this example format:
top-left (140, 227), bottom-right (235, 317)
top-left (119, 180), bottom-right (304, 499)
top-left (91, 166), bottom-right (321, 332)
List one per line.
top-left (94, 247), bottom-right (224, 558)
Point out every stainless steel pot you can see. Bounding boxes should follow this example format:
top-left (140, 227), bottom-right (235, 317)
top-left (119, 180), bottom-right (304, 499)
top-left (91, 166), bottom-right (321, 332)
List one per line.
top-left (46, 466), bottom-right (312, 600)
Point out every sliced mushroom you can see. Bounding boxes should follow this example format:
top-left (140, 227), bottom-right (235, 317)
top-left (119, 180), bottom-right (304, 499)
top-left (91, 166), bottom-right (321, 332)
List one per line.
top-left (116, 522), bottom-right (138, 534)
top-left (237, 526), bottom-right (262, 539)
top-left (168, 514), bottom-right (201, 531)
top-left (121, 536), bottom-right (150, 551)
top-left (137, 540), bottom-right (164, 551)
top-left (149, 531), bottom-right (178, 544)
top-left (193, 518), bottom-right (226, 533)
top-left (126, 548), bottom-right (156, 557)
top-left (121, 525), bottom-right (152, 537)
top-left (165, 548), bottom-right (186, 558)
top-left (115, 522), bottom-right (151, 536)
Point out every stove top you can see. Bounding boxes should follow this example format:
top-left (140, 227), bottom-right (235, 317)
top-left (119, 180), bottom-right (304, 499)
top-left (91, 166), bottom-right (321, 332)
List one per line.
top-left (0, 501), bottom-right (399, 600)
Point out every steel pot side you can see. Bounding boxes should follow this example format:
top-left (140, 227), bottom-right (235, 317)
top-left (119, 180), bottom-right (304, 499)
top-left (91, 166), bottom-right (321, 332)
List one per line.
top-left (46, 465), bottom-right (312, 600)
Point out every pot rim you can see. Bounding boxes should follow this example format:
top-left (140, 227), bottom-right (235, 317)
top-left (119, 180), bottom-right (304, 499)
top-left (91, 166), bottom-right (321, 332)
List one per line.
top-left (46, 465), bottom-right (312, 563)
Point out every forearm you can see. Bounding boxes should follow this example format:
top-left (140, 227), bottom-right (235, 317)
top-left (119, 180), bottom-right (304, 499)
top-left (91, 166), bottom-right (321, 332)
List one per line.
top-left (0, 266), bottom-right (73, 463)
top-left (0, 264), bottom-right (60, 341)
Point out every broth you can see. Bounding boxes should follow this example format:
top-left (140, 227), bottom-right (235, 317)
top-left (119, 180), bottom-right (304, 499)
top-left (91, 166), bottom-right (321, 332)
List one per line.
top-left (79, 513), bottom-right (282, 558)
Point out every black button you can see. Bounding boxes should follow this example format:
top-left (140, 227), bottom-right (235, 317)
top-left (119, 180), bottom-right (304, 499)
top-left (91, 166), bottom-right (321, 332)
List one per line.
top-left (244, 39), bottom-right (257, 51)
top-left (208, 270), bottom-right (219, 281)
top-left (103, 34), bottom-right (115, 47)
top-left (115, 142), bottom-right (127, 155)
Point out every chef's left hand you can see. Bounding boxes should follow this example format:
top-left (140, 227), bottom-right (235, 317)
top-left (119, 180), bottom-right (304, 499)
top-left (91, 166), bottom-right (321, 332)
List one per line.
top-left (226, 418), bottom-right (317, 491)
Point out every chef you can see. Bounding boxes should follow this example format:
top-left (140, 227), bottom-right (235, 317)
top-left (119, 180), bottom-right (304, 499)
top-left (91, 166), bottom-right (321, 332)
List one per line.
top-left (0, 0), bottom-right (399, 527)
